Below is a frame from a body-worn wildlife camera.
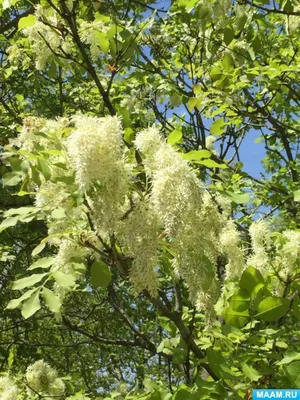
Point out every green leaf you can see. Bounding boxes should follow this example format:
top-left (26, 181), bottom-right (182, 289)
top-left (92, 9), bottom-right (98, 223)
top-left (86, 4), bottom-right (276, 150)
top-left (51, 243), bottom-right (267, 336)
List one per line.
top-left (210, 118), bottom-right (226, 136)
top-left (293, 296), bottom-right (300, 320)
top-left (94, 12), bottom-right (111, 22)
top-left (6, 288), bottom-right (38, 310)
top-left (229, 289), bottom-right (250, 312)
top-left (167, 129), bottom-right (182, 145)
top-left (21, 291), bottom-right (41, 319)
top-left (37, 158), bottom-right (51, 180)
top-left (285, 361), bottom-right (300, 388)
top-left (241, 363), bottom-right (261, 382)
top-left (31, 165), bottom-right (42, 186)
top-left (8, 345), bottom-right (16, 369)
top-left (12, 273), bottom-right (47, 290)
top-left (222, 307), bottom-right (249, 328)
top-left (173, 387), bottom-right (197, 400)
top-left (227, 192), bottom-right (251, 204)
top-left (90, 261), bottom-right (112, 289)
top-left (210, 66), bottom-right (222, 82)
top-left (18, 15), bottom-right (36, 30)
top-left (29, 257), bottom-right (55, 270)
top-left (95, 31), bottom-right (110, 53)
top-left (0, 217), bottom-right (18, 233)
top-left (182, 150), bottom-right (211, 161)
top-left (187, 97), bottom-right (198, 111)
top-left (207, 348), bottom-right (237, 380)
top-left (2, 172), bottom-right (22, 186)
top-left (223, 53), bottom-right (234, 71)
top-left (43, 287), bottom-right (61, 313)
top-left (53, 271), bottom-right (76, 288)
top-left (293, 189), bottom-right (300, 202)
top-left (256, 296), bottom-right (290, 322)
top-left (193, 84), bottom-right (202, 95)
top-left (5, 206), bottom-right (36, 217)
top-left (278, 352), bottom-right (300, 366)
top-left (239, 266), bottom-right (264, 296)
top-left (124, 127), bottom-right (134, 144)
top-left (32, 242), bottom-right (46, 257)
top-left (170, 94), bottom-right (182, 107)
top-left (198, 159), bottom-right (228, 169)
top-left (223, 27), bottom-right (234, 45)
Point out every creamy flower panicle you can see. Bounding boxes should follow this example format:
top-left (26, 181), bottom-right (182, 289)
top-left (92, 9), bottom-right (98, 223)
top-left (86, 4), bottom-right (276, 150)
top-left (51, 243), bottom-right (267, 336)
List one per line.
top-left (67, 115), bottom-right (130, 234)
top-left (120, 199), bottom-right (160, 297)
top-left (79, 20), bottom-right (109, 61)
top-left (13, 116), bottom-right (251, 321)
top-left (26, 360), bottom-right (65, 397)
top-left (247, 220), bottom-right (270, 273)
top-left (134, 128), bottom-right (245, 317)
top-left (23, 6), bottom-right (72, 70)
top-left (0, 377), bottom-right (20, 400)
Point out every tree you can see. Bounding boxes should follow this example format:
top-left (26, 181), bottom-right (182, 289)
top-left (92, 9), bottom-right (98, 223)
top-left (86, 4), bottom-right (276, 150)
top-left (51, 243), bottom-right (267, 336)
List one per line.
top-left (0, 0), bottom-right (300, 398)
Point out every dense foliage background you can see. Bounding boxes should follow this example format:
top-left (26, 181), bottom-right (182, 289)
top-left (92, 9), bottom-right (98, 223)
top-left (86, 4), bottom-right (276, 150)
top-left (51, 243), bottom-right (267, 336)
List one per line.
top-left (0, 0), bottom-right (300, 398)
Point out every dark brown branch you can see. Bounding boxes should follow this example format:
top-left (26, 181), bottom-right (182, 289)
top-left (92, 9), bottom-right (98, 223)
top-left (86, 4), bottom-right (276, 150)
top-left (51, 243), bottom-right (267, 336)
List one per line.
top-left (62, 316), bottom-right (144, 348)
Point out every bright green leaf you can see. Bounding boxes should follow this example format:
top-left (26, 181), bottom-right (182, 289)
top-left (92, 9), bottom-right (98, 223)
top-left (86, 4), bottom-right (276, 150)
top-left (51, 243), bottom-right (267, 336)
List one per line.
top-left (222, 307), bottom-right (249, 328)
top-left (21, 291), bottom-right (41, 319)
top-left (229, 289), bottom-right (250, 312)
top-left (29, 257), bottom-right (55, 271)
top-left (167, 129), bottom-right (182, 145)
top-left (293, 189), bottom-right (300, 202)
top-left (6, 288), bottom-right (37, 310)
top-left (12, 273), bottom-right (47, 290)
top-left (0, 217), bottom-right (18, 233)
top-left (278, 352), bottom-right (300, 366)
top-left (240, 266), bottom-right (264, 296)
top-left (256, 296), bottom-right (290, 322)
top-left (210, 118), bottom-right (226, 136)
top-left (187, 97), bottom-right (198, 111)
top-left (18, 15), bottom-right (36, 30)
top-left (241, 363), bottom-right (261, 382)
top-left (285, 361), bottom-right (300, 388)
top-left (227, 191), bottom-right (251, 204)
top-left (95, 31), bottom-right (110, 53)
top-left (32, 242), bottom-right (46, 257)
top-left (182, 150), bottom-right (211, 161)
top-left (193, 84), bottom-right (201, 95)
top-left (2, 172), bottom-right (22, 186)
top-left (198, 159), bottom-right (228, 169)
top-left (43, 287), bottom-right (61, 313)
top-left (53, 271), bottom-right (76, 288)
top-left (37, 158), bottom-right (51, 181)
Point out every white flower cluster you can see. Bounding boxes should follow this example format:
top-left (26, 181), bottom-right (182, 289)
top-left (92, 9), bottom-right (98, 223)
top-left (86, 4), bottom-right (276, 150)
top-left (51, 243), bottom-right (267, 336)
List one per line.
top-left (26, 360), bottom-right (65, 397)
top-left (13, 116), bottom-right (249, 320)
top-left (135, 127), bottom-right (203, 236)
top-left (277, 230), bottom-right (300, 277)
top-left (220, 219), bottom-right (245, 280)
top-left (53, 239), bottom-right (88, 275)
top-left (119, 199), bottom-right (160, 297)
top-left (247, 220), bottom-right (270, 273)
top-left (79, 20), bottom-right (109, 61)
top-left (0, 376), bottom-right (20, 400)
top-left (15, 116), bottom-right (69, 152)
top-left (67, 115), bottom-right (130, 234)
top-left (134, 128), bottom-right (245, 316)
top-left (23, 6), bottom-right (72, 70)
